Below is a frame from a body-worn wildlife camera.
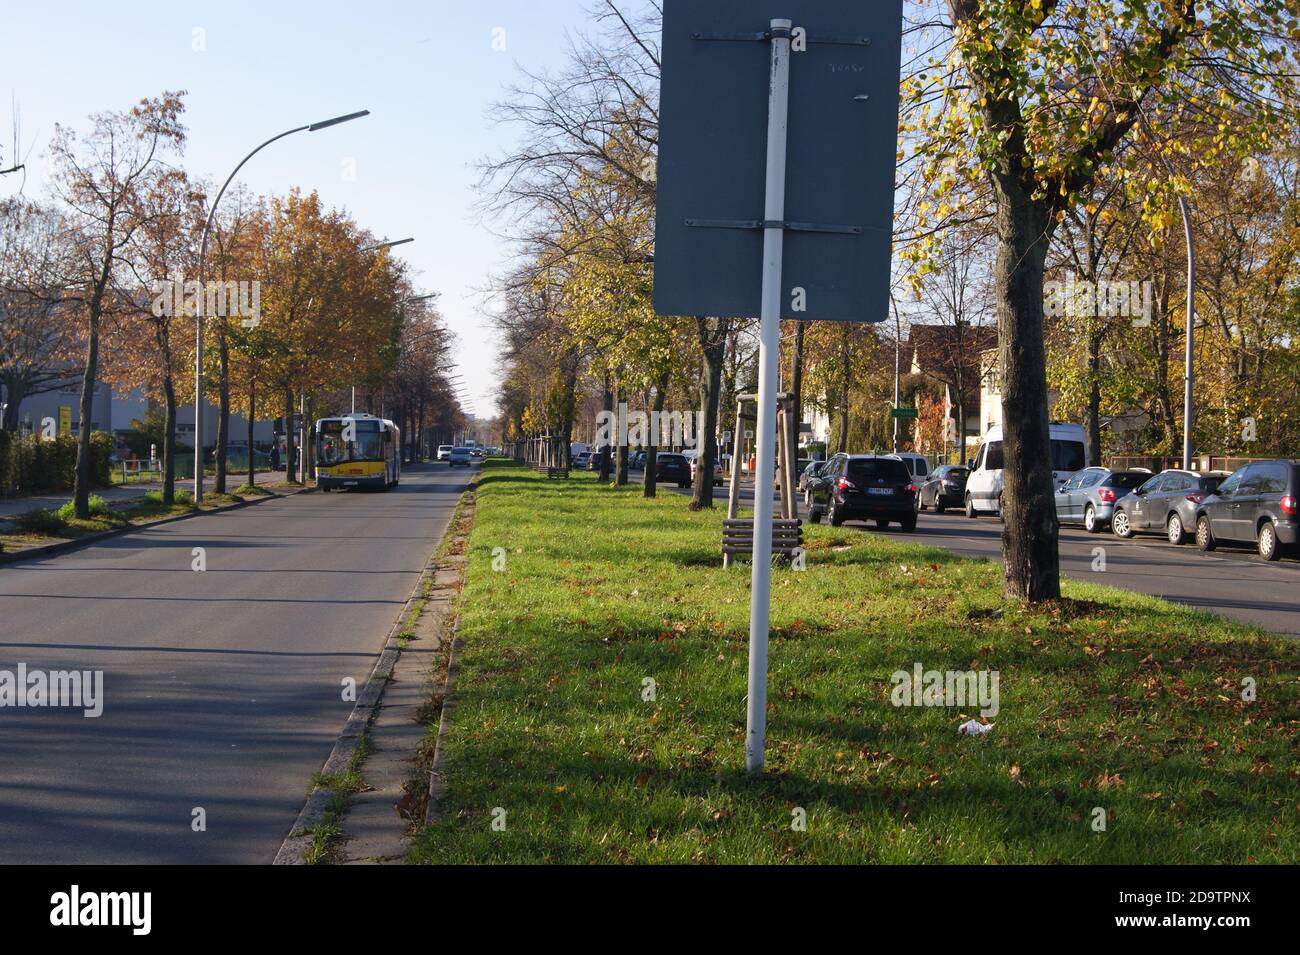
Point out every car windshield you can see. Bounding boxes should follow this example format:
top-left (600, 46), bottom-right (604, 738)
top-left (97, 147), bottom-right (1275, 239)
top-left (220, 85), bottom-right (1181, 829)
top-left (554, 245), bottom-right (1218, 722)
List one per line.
top-left (848, 458), bottom-right (910, 482)
top-left (659, 454), bottom-right (686, 464)
top-left (1106, 472), bottom-right (1149, 489)
top-left (945, 468), bottom-right (969, 480)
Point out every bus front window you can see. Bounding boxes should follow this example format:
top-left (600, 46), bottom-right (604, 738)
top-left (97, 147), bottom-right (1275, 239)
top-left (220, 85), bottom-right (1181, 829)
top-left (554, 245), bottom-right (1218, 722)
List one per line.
top-left (318, 431), bottom-right (383, 464)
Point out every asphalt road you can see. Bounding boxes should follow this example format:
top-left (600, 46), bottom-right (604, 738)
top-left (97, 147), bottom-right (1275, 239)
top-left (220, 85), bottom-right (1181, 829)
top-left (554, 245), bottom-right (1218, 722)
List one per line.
top-left (670, 474), bottom-right (1300, 638)
top-left (0, 463), bottom-right (471, 863)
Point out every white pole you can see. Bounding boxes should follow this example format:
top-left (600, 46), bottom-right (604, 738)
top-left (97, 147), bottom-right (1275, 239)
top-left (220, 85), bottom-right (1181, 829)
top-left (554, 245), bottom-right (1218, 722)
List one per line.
top-left (746, 17), bottom-right (792, 774)
top-left (1178, 194), bottom-right (1194, 471)
top-left (195, 313), bottom-right (204, 499)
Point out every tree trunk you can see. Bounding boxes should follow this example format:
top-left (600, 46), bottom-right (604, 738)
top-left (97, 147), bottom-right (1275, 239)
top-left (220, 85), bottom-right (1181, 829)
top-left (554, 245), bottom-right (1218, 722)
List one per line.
top-left (162, 375), bottom-right (177, 505)
top-left (247, 377), bottom-right (255, 489)
top-left (598, 372), bottom-right (613, 482)
top-left (643, 371), bottom-right (668, 498)
top-left (1, 377), bottom-right (26, 431)
top-left (215, 320), bottom-right (230, 494)
top-left (284, 388), bottom-right (299, 484)
top-left (613, 383), bottom-right (628, 486)
top-left (73, 304), bottom-right (100, 519)
top-left (994, 191), bottom-right (1060, 602)
top-left (691, 317), bottom-right (728, 509)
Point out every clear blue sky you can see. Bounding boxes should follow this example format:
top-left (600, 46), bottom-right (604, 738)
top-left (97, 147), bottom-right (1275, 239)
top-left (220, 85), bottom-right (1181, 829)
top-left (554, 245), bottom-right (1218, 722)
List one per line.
top-left (0, 0), bottom-right (601, 419)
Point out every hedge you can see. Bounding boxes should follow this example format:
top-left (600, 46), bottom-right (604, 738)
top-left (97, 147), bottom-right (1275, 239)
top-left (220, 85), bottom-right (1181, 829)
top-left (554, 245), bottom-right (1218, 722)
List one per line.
top-left (0, 431), bottom-right (114, 495)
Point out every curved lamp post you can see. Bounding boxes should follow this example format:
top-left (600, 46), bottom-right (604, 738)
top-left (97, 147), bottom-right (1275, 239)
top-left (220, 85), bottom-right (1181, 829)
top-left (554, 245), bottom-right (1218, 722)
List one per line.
top-left (194, 109), bottom-right (369, 501)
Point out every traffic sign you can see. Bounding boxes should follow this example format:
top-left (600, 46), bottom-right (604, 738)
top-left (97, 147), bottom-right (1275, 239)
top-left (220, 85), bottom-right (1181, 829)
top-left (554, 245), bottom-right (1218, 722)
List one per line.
top-left (655, 1), bottom-right (904, 774)
top-left (654, 0), bottom-right (904, 322)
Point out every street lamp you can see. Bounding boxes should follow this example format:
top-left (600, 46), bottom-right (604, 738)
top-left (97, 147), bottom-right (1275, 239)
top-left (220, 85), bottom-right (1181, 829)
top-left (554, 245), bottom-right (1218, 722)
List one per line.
top-left (193, 109), bottom-right (369, 501)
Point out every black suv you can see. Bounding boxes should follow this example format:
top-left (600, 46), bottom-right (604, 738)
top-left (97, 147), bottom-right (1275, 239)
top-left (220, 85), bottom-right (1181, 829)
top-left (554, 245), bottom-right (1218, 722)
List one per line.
top-left (807, 454), bottom-right (917, 531)
top-left (1195, 460), bottom-right (1299, 560)
top-left (649, 452), bottom-right (692, 488)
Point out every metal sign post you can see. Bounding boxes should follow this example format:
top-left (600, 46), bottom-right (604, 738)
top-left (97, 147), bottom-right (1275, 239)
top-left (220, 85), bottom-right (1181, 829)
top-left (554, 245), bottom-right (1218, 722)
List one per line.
top-left (746, 18), bottom-right (792, 771)
top-left (655, 0), bottom-right (904, 773)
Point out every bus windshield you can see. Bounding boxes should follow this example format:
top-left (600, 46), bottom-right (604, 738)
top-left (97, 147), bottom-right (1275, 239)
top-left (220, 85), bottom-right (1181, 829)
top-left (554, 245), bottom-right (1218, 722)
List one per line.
top-left (318, 425), bottom-right (384, 464)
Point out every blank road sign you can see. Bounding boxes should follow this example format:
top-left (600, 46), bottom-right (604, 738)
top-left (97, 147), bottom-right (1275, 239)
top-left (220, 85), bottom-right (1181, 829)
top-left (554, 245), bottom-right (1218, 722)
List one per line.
top-left (654, 0), bottom-right (904, 323)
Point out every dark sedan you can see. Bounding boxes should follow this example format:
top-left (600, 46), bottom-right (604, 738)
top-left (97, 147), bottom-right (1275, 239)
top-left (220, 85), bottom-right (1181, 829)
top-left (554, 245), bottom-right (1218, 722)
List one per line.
top-left (917, 465), bottom-right (969, 514)
top-left (808, 454), bottom-right (917, 531)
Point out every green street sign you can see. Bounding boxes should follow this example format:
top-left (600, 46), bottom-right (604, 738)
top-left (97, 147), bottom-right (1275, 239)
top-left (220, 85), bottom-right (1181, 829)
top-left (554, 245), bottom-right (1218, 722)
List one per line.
top-left (890, 407), bottom-right (918, 419)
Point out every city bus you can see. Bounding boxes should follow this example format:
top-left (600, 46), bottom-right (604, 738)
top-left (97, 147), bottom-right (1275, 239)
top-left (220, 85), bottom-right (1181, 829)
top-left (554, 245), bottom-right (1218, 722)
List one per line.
top-left (314, 414), bottom-right (401, 491)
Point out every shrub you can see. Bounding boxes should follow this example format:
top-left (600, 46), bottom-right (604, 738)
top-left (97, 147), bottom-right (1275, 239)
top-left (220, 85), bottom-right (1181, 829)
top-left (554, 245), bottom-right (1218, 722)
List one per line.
top-left (55, 495), bottom-right (112, 521)
top-left (0, 430), bottom-right (114, 494)
top-left (12, 508), bottom-right (67, 535)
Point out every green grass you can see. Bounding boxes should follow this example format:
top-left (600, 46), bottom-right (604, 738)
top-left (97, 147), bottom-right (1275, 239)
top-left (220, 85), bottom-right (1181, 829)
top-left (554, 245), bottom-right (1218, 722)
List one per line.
top-left (411, 459), bottom-right (1300, 864)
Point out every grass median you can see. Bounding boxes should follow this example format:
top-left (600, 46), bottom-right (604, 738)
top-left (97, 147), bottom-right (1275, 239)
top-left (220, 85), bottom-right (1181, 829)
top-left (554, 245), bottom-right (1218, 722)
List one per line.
top-left (412, 459), bottom-right (1299, 864)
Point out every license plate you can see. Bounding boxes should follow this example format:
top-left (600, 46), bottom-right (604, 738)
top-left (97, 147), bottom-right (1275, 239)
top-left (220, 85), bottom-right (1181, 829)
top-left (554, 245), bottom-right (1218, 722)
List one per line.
top-left (867, 487), bottom-right (893, 496)
top-left (344, 481), bottom-right (357, 486)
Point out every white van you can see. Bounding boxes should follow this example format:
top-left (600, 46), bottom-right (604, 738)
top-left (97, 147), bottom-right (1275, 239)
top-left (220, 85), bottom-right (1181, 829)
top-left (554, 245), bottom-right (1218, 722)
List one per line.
top-left (964, 423), bottom-right (1088, 517)
top-left (888, 453), bottom-right (931, 483)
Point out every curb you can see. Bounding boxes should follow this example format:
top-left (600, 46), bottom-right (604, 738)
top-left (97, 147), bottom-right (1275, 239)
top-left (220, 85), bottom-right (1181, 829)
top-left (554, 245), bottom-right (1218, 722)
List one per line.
top-left (0, 485), bottom-right (318, 567)
top-left (423, 629), bottom-right (463, 828)
top-left (273, 527), bottom-right (442, 865)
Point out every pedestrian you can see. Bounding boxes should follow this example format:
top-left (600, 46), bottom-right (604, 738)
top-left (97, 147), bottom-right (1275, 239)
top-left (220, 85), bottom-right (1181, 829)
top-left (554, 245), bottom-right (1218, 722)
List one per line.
top-left (271, 441), bottom-right (281, 471)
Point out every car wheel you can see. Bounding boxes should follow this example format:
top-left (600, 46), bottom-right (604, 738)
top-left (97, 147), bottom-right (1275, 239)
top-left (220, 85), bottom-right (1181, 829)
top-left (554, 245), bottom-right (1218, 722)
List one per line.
top-left (1111, 509), bottom-right (1133, 539)
top-left (965, 494), bottom-right (977, 519)
top-left (917, 491), bottom-right (926, 511)
top-left (900, 516), bottom-right (917, 533)
top-left (1084, 504), bottom-right (1099, 533)
top-left (809, 506), bottom-right (822, 524)
top-left (1258, 521), bottom-right (1280, 561)
top-left (875, 519), bottom-right (889, 529)
top-left (829, 501), bottom-right (845, 527)
top-left (1196, 515), bottom-right (1216, 551)
top-left (1167, 513), bottom-right (1186, 545)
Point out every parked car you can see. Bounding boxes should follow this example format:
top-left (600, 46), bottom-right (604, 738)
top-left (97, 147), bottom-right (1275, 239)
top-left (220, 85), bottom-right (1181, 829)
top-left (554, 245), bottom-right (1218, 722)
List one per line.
top-left (436, 445), bottom-right (452, 462)
top-left (888, 452), bottom-right (931, 483)
top-left (572, 450), bottom-right (592, 469)
top-left (1055, 467), bottom-right (1150, 532)
top-left (690, 452), bottom-right (724, 487)
top-left (807, 454), bottom-right (917, 531)
top-left (629, 450), bottom-right (646, 470)
top-left (1194, 459), bottom-right (1299, 560)
top-left (1110, 469), bottom-right (1225, 544)
top-left (917, 465), bottom-right (969, 513)
top-left (448, 447), bottom-right (472, 467)
top-left (796, 458), bottom-right (823, 493)
top-left (965, 422), bottom-right (1088, 517)
top-left (650, 452), bottom-right (692, 488)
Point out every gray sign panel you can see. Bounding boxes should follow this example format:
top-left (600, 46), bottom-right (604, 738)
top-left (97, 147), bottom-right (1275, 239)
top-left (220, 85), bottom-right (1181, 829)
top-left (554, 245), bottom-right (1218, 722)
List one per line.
top-left (654, 0), bottom-right (903, 322)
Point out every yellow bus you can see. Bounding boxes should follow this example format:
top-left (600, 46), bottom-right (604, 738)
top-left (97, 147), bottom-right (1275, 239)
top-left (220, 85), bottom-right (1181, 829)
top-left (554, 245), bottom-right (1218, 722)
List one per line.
top-left (315, 414), bottom-right (401, 491)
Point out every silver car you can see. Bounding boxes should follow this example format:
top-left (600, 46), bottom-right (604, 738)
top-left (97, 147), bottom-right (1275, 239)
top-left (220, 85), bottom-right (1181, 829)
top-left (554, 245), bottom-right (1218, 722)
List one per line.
top-left (1055, 467), bottom-right (1150, 533)
top-left (1112, 469), bottom-right (1227, 544)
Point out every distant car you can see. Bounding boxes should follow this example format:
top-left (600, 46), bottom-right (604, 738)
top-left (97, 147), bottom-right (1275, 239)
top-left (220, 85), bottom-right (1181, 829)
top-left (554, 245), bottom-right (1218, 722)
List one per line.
top-left (629, 450), bottom-right (647, 470)
top-left (470, 447), bottom-right (485, 458)
top-left (807, 454), bottom-right (917, 531)
top-left (796, 459), bottom-right (823, 493)
top-left (1194, 459), bottom-right (1299, 560)
top-left (436, 445), bottom-right (452, 462)
top-left (651, 452), bottom-right (692, 488)
top-left (1055, 467), bottom-right (1150, 532)
top-left (448, 447), bottom-right (472, 467)
top-left (917, 465), bottom-right (969, 513)
top-left (1111, 469), bottom-right (1225, 544)
top-left (690, 453), bottom-right (723, 487)
top-left (573, 450), bottom-right (592, 469)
